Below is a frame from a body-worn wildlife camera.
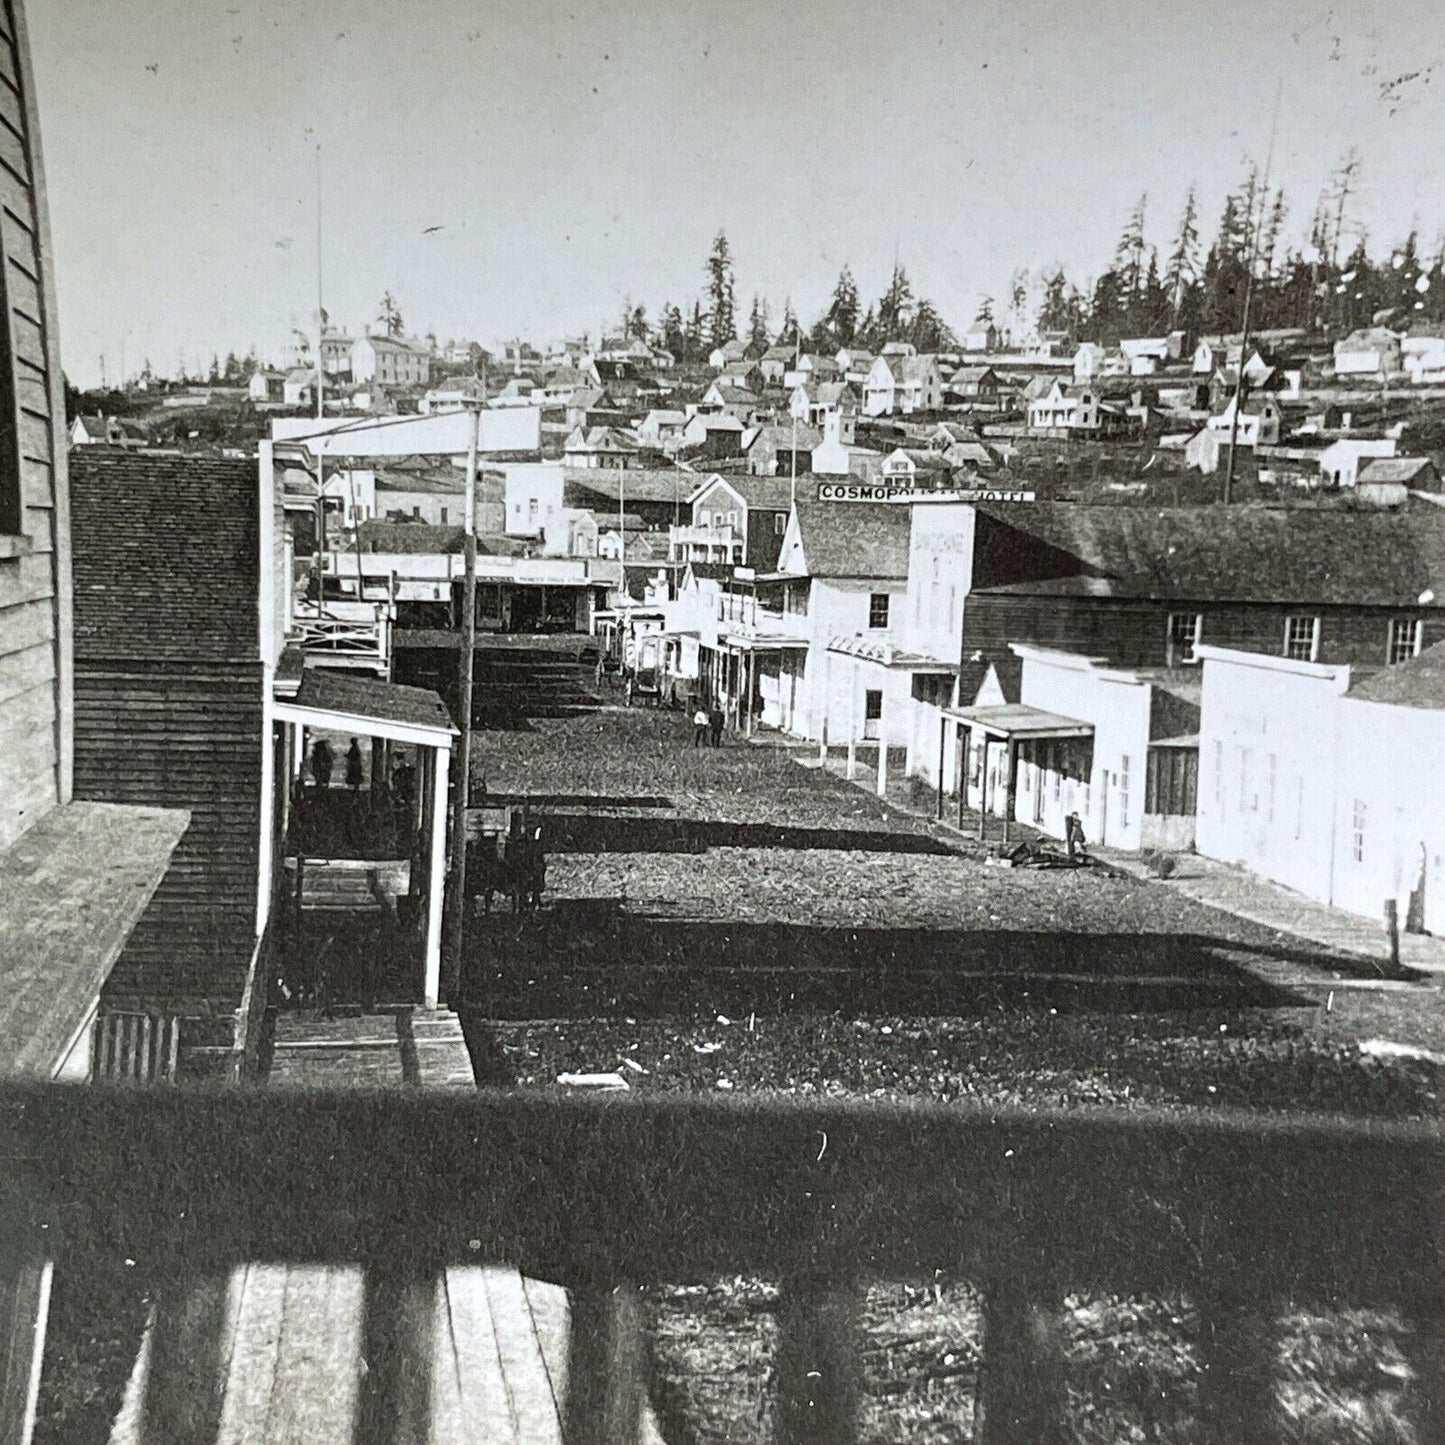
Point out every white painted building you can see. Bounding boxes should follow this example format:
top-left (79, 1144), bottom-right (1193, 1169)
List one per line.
top-left (1195, 643), bottom-right (1445, 935)
top-left (502, 462), bottom-right (566, 537)
top-left (1319, 437), bottom-right (1397, 488)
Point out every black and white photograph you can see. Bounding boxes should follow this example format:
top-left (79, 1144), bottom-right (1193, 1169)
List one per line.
top-left (1, 1), bottom-right (1443, 1440)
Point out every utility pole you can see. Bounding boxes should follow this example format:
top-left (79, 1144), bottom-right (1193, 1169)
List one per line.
top-left (314, 143), bottom-right (330, 617)
top-left (444, 404), bottom-right (482, 1000)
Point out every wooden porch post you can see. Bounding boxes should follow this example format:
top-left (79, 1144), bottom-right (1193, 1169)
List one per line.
top-left (1003, 737), bottom-right (1019, 845)
top-left (958, 724), bottom-right (968, 830)
top-left (979, 738), bottom-right (989, 843)
top-left (936, 713), bottom-right (946, 820)
top-left (424, 743), bottom-right (451, 1009)
top-left (744, 651), bottom-right (753, 737)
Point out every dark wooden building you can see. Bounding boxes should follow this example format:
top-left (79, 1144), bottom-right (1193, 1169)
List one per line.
top-left (69, 451), bottom-right (264, 1036)
top-left (961, 502), bottom-right (1445, 676)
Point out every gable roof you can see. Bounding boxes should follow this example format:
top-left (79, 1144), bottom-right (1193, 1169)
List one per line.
top-left (789, 500), bottom-right (912, 579)
top-left (69, 451), bottom-right (260, 662)
top-left (1348, 641), bottom-right (1445, 708)
top-left (564, 467), bottom-right (693, 505)
top-left (691, 472), bottom-right (799, 512)
top-left (1357, 457), bottom-right (1436, 485)
top-left (970, 502), bottom-right (1445, 608)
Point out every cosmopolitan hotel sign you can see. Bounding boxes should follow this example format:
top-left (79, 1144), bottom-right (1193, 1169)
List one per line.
top-left (816, 482), bottom-right (1036, 503)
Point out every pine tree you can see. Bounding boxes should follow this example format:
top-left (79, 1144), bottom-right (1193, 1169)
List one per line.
top-left (747, 294), bottom-right (771, 355)
top-left (911, 297), bottom-right (956, 353)
top-left (626, 303), bottom-right (648, 341)
top-left (1164, 187), bottom-right (1200, 325)
top-left (974, 296), bottom-right (995, 327)
top-left (685, 300), bottom-right (706, 362)
top-left (704, 231), bottom-right (736, 348)
top-left (377, 291), bottom-right (404, 339)
top-left (877, 264), bottom-right (913, 339)
top-left (1113, 194), bottom-right (1149, 305)
top-left (825, 266), bottom-right (860, 346)
top-left (776, 299), bottom-right (800, 349)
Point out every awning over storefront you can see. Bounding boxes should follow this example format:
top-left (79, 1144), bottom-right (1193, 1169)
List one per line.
top-left (274, 670), bottom-right (458, 749)
top-left (716, 630), bottom-right (810, 652)
top-left (943, 702), bottom-right (1094, 741)
top-left (827, 634), bottom-right (957, 672)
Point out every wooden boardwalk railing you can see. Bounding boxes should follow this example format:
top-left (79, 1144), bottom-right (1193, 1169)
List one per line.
top-left (3, 1085), bottom-right (1442, 1444)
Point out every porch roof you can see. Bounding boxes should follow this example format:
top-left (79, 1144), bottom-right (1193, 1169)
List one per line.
top-left (716, 627), bottom-right (810, 652)
top-left (826, 634), bottom-right (957, 671)
top-left (943, 702), bottom-right (1094, 741)
top-left (274, 670), bottom-right (458, 748)
top-left (0, 803), bottom-right (189, 1079)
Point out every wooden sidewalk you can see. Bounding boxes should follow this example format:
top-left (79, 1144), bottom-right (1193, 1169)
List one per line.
top-left (108, 1010), bottom-right (664, 1444)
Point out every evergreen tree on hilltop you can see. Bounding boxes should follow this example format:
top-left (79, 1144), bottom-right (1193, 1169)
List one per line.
top-left (1164, 186), bottom-right (1201, 327)
top-left (704, 231), bottom-right (737, 347)
top-left (747, 294), bottom-right (771, 355)
top-left (1113, 193), bottom-right (1150, 305)
top-left (376, 291), bottom-right (405, 339)
top-left (910, 297), bottom-right (957, 353)
top-left (659, 302), bottom-right (685, 360)
top-left (875, 263), bottom-right (914, 341)
top-left (775, 299), bottom-right (801, 350)
top-left (825, 266), bottom-right (861, 347)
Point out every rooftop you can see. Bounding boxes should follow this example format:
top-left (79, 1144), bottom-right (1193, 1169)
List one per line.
top-left (1348, 641), bottom-right (1445, 708)
top-left (788, 500), bottom-right (912, 580)
top-left (69, 451), bottom-right (261, 662)
top-left (971, 502), bottom-right (1445, 608)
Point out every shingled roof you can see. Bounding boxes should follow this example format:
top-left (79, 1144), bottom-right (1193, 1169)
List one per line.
top-left (69, 451), bottom-right (260, 662)
top-left (971, 502), bottom-right (1445, 608)
top-left (291, 670), bottom-right (456, 734)
top-left (1348, 641), bottom-right (1445, 708)
top-left (789, 500), bottom-right (911, 579)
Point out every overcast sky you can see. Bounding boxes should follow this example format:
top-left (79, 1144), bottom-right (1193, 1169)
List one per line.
top-left (28, 0), bottom-right (1445, 387)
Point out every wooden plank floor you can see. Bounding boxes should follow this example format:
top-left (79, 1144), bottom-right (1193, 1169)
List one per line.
top-left (108, 1010), bottom-right (665, 1443)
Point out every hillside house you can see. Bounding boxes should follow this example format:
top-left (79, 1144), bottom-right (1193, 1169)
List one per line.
top-left (707, 339), bottom-right (749, 369)
top-left (1334, 328), bottom-right (1403, 378)
top-left (282, 368), bottom-right (315, 407)
top-left (248, 369), bottom-right (287, 403)
top-left (1027, 379), bottom-right (1100, 431)
top-left (783, 353), bottom-right (841, 390)
top-left (678, 410), bottom-right (745, 459)
top-left (744, 420), bottom-right (822, 478)
top-left (563, 425), bottom-right (641, 470)
top-left (863, 353), bottom-right (943, 416)
top-left (421, 375), bottom-right (488, 413)
top-left (700, 378), bottom-right (761, 420)
top-left (789, 380), bottom-right (859, 439)
top-left (670, 473), bottom-right (794, 571)
top-left (836, 347), bottom-right (876, 384)
top-left (1205, 395), bottom-right (1283, 448)
top-left (1403, 332), bottom-right (1445, 385)
top-left (351, 335), bottom-right (432, 388)
top-left (963, 322), bottom-right (1000, 353)
top-left (1357, 457), bottom-right (1439, 492)
top-left (1319, 437), bottom-right (1398, 488)
top-left (319, 328), bottom-right (355, 376)
top-left (636, 408), bottom-right (688, 449)
top-left (944, 365), bottom-right (1002, 404)
top-left (758, 344), bottom-right (796, 385)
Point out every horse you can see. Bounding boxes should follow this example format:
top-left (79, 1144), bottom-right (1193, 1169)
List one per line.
top-left (470, 824), bottom-right (547, 914)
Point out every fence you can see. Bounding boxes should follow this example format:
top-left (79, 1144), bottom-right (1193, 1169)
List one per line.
top-left (90, 1013), bottom-right (181, 1084)
top-left (1, 1087), bottom-right (1440, 1444)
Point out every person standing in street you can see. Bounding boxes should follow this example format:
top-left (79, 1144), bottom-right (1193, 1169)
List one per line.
top-left (1066, 811), bottom-right (1087, 860)
top-left (709, 702), bottom-right (724, 748)
top-left (692, 706), bottom-right (709, 748)
top-left (310, 738), bottom-right (333, 789)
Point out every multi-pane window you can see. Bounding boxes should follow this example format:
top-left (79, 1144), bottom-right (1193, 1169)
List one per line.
top-left (1284, 615), bottom-right (1320, 662)
top-left (1388, 617), bottom-right (1422, 664)
top-left (1118, 754), bottom-right (1131, 828)
top-left (868, 592), bottom-right (890, 629)
top-left (1351, 799), bottom-right (1367, 863)
top-left (1166, 612), bottom-right (1202, 665)
top-left (774, 512), bottom-right (786, 535)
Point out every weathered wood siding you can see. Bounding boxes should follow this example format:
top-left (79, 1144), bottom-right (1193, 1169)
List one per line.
top-left (962, 593), bottom-right (1445, 671)
top-left (67, 452), bottom-right (263, 1028)
top-left (72, 666), bottom-right (263, 1020)
top-left (0, 0), bottom-right (68, 855)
